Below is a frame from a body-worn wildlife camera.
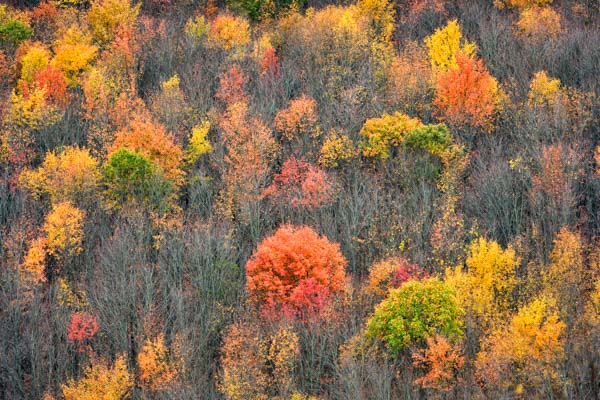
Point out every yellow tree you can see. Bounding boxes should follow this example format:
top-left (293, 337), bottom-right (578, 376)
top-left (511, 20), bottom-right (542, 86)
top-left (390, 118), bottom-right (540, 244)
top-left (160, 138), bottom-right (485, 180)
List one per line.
top-left (476, 295), bottom-right (566, 396)
top-left (19, 146), bottom-right (100, 206)
top-left (88, 0), bottom-right (140, 45)
top-left (445, 238), bottom-right (520, 332)
top-left (424, 19), bottom-right (475, 74)
top-left (43, 201), bottom-right (85, 259)
top-left (51, 25), bottom-right (98, 87)
top-left (62, 354), bottom-right (133, 400)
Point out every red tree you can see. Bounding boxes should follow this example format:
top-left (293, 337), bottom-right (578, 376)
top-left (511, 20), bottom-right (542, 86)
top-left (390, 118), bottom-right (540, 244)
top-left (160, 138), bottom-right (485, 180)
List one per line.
top-left (246, 225), bottom-right (347, 319)
top-left (67, 312), bottom-right (99, 352)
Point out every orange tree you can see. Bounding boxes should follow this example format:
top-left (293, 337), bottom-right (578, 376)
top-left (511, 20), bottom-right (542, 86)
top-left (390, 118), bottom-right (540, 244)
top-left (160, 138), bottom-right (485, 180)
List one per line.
top-left (245, 225), bottom-right (347, 319)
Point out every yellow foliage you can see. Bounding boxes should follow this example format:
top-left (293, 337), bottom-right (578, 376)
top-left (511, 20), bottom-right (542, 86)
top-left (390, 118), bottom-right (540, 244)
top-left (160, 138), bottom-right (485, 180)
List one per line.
top-left (138, 334), bottom-right (179, 391)
top-left (516, 6), bottom-right (562, 40)
top-left (363, 258), bottom-right (399, 298)
top-left (359, 112), bottom-right (422, 159)
top-left (528, 71), bottom-right (562, 107)
top-left (9, 85), bottom-right (61, 129)
top-left (494, 0), bottom-right (553, 9)
top-left (446, 238), bottom-right (519, 330)
top-left (19, 146), bottom-right (100, 205)
top-left (544, 227), bottom-right (585, 318)
top-left (476, 295), bottom-right (565, 393)
top-left (20, 237), bottom-right (47, 286)
top-left (208, 14), bottom-right (250, 53)
top-left (62, 354), bottom-right (133, 400)
top-left (319, 130), bottom-right (357, 168)
top-left (356, 0), bottom-right (395, 43)
top-left (424, 19), bottom-right (475, 74)
top-left (88, 0), bottom-right (140, 45)
top-left (43, 201), bottom-right (85, 257)
top-left (20, 42), bottom-right (50, 83)
top-left (57, 278), bottom-right (89, 309)
top-left (268, 325), bottom-right (299, 396)
top-left (51, 25), bottom-right (98, 86)
top-left (187, 120), bottom-right (212, 163)
top-left (184, 15), bottom-right (210, 43)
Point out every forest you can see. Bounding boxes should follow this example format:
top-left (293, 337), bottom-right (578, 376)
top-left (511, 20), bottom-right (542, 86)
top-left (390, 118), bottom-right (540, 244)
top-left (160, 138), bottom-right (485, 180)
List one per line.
top-left (0, 0), bottom-right (599, 398)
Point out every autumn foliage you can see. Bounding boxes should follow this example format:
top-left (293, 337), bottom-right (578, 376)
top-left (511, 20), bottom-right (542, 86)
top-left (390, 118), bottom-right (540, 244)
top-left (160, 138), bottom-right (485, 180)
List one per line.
top-left (433, 52), bottom-right (500, 129)
top-left (245, 225), bottom-right (347, 318)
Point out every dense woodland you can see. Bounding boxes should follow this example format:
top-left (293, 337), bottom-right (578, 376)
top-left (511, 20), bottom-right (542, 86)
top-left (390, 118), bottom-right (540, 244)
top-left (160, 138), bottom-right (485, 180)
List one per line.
top-left (0, 0), bottom-right (599, 398)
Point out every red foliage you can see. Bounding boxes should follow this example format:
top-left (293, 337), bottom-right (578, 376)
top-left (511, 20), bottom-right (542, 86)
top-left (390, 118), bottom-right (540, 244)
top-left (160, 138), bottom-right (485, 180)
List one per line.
top-left (34, 64), bottom-right (69, 108)
top-left (390, 259), bottom-right (428, 288)
top-left (31, 1), bottom-right (58, 34)
top-left (262, 157), bottom-right (334, 209)
top-left (216, 64), bottom-right (247, 105)
top-left (260, 47), bottom-right (280, 78)
top-left (434, 53), bottom-right (498, 129)
top-left (246, 225), bottom-right (347, 319)
top-left (67, 312), bottom-right (99, 351)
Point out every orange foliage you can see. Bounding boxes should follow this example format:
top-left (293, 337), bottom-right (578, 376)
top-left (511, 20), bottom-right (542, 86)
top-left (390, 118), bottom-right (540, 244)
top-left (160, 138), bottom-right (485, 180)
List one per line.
top-left (216, 64), bottom-right (247, 105)
top-left (137, 334), bottom-right (178, 391)
top-left (274, 95), bottom-right (320, 141)
top-left (218, 101), bottom-right (278, 220)
top-left (260, 47), bottom-right (280, 78)
top-left (262, 157), bottom-right (334, 209)
top-left (34, 64), bottom-right (69, 108)
top-left (434, 52), bottom-right (499, 129)
top-left (246, 225), bottom-right (347, 319)
top-left (20, 237), bottom-right (47, 287)
top-left (516, 6), bottom-right (562, 40)
top-left (110, 117), bottom-right (184, 185)
top-left (412, 335), bottom-right (464, 392)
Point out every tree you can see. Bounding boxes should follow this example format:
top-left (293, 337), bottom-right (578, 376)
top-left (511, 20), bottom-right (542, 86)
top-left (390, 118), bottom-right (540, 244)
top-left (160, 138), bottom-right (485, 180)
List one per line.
top-left (516, 6), bottom-right (562, 41)
top-left (403, 123), bottom-right (452, 157)
top-left (528, 71), bottom-right (563, 107)
top-left (475, 295), bottom-right (565, 396)
top-left (445, 238), bottom-right (519, 331)
top-left (109, 117), bottom-right (184, 186)
top-left (412, 335), bottom-right (464, 392)
top-left (433, 52), bottom-right (500, 129)
top-left (43, 201), bottom-right (85, 259)
top-left (19, 146), bottom-right (100, 206)
top-left (246, 225), bottom-right (347, 318)
top-left (274, 95), bottom-right (320, 142)
top-left (262, 157), bottom-right (334, 209)
top-left (363, 257), bottom-right (427, 299)
top-left (366, 278), bottom-right (464, 354)
top-left (67, 311), bottom-right (99, 352)
top-left (208, 14), bottom-right (250, 55)
top-left (359, 112), bottom-right (422, 159)
top-left (62, 354), bottom-right (133, 400)
top-left (103, 148), bottom-right (174, 211)
top-left (51, 25), bottom-right (98, 87)
top-left (424, 19), bottom-right (475, 74)
top-left (137, 334), bottom-right (179, 391)
top-left (88, 0), bottom-right (141, 45)
top-left (19, 42), bottom-right (50, 84)
top-left (318, 130), bottom-right (357, 169)
top-left (187, 120), bottom-right (212, 164)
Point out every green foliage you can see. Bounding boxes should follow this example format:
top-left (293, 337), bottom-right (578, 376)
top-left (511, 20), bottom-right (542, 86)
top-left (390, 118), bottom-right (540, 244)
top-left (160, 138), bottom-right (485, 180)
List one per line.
top-left (366, 278), bottom-right (464, 354)
top-left (359, 112), bottom-right (423, 160)
top-left (103, 148), bottom-right (174, 211)
top-left (0, 19), bottom-right (32, 47)
top-left (403, 124), bottom-right (452, 156)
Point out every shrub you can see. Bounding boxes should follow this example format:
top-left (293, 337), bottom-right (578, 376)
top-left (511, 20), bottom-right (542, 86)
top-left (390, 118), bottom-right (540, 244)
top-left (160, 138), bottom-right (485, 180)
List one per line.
top-left (67, 311), bottom-right (99, 350)
top-left (246, 225), bottom-right (347, 318)
top-left (366, 278), bottom-right (464, 353)
top-left (274, 95), bottom-right (320, 141)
